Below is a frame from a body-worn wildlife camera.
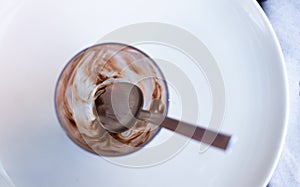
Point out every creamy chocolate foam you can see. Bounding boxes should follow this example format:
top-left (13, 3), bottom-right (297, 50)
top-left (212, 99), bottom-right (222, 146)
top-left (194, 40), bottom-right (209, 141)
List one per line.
top-left (55, 43), bottom-right (168, 156)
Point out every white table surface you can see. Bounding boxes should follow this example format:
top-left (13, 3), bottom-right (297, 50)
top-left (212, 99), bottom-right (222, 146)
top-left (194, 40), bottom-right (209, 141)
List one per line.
top-left (262, 1), bottom-right (300, 186)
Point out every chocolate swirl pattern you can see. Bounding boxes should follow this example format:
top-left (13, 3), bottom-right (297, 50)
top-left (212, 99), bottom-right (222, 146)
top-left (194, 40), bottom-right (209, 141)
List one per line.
top-left (55, 43), bottom-right (168, 156)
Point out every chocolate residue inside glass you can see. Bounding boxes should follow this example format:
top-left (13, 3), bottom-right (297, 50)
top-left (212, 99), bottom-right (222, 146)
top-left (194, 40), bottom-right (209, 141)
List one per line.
top-left (55, 43), bottom-right (168, 156)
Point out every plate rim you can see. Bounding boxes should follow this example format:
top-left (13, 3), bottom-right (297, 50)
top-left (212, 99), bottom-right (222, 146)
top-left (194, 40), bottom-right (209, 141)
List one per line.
top-left (249, 0), bottom-right (289, 186)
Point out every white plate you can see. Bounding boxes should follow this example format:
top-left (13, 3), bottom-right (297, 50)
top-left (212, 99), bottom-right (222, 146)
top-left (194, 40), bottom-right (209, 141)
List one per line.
top-left (0, 0), bottom-right (288, 186)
